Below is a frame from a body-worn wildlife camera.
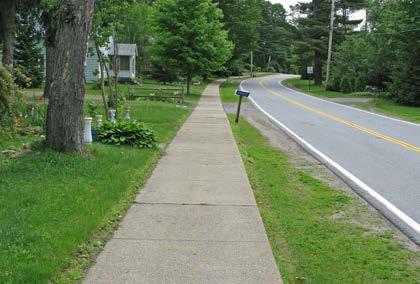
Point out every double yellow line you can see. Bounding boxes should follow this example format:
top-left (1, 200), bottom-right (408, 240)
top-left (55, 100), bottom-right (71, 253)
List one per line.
top-left (260, 80), bottom-right (420, 153)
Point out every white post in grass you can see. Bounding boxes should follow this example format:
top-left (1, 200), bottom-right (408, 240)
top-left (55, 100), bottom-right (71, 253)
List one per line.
top-left (109, 109), bottom-right (116, 122)
top-left (124, 106), bottom-right (131, 120)
top-left (83, 117), bottom-right (93, 144)
top-left (95, 114), bottom-right (103, 126)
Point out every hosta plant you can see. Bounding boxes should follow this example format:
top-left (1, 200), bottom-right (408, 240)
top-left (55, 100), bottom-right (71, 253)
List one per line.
top-left (99, 120), bottom-right (156, 148)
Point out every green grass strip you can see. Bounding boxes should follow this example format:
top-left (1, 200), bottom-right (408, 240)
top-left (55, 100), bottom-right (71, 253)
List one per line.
top-left (228, 115), bottom-right (420, 283)
top-left (0, 83), bottom-right (206, 283)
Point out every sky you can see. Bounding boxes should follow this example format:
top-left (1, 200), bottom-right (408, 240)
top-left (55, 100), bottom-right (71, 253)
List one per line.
top-left (270, 0), bottom-right (309, 12)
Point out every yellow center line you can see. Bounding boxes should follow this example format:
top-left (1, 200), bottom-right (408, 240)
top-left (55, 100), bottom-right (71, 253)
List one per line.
top-left (260, 79), bottom-right (420, 153)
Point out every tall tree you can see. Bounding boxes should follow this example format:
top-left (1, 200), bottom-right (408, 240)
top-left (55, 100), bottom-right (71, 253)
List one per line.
top-left (0, 0), bottom-right (16, 66)
top-left (292, 0), bottom-right (364, 85)
top-left (293, 0), bottom-right (330, 85)
top-left (371, 0), bottom-right (420, 106)
top-left (0, 0), bottom-right (42, 66)
top-left (40, 0), bottom-right (60, 98)
top-left (45, 0), bottom-right (95, 153)
top-left (153, 0), bottom-right (233, 94)
top-left (216, 0), bottom-right (261, 74)
top-left (117, 1), bottom-right (152, 74)
top-left (91, 0), bottom-right (130, 113)
top-left (14, 8), bottom-right (44, 88)
top-left (254, 1), bottom-right (294, 72)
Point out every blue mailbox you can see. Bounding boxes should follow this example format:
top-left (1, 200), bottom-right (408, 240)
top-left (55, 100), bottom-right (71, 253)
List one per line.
top-left (235, 89), bottom-right (250, 97)
top-left (234, 89), bottom-right (250, 123)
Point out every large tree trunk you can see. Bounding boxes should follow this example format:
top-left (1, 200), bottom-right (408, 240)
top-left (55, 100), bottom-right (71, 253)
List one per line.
top-left (44, 45), bottom-right (57, 98)
top-left (313, 50), bottom-right (323, 86)
top-left (0, 0), bottom-right (16, 66)
top-left (186, 72), bottom-right (192, 96)
top-left (42, 10), bottom-right (58, 98)
top-left (45, 0), bottom-right (95, 153)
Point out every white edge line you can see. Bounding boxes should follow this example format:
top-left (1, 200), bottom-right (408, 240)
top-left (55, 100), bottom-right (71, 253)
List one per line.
top-left (240, 79), bottom-right (420, 235)
top-left (278, 78), bottom-right (420, 128)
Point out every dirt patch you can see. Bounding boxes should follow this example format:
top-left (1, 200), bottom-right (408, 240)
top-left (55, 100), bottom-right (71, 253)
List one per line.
top-left (223, 102), bottom-right (419, 252)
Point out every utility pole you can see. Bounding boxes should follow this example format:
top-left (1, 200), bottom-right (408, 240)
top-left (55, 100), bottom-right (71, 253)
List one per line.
top-left (250, 51), bottom-right (253, 77)
top-left (325, 0), bottom-right (335, 85)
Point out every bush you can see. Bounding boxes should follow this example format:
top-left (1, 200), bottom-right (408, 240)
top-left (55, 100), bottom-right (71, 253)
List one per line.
top-left (354, 76), bottom-right (367, 92)
top-left (16, 100), bottom-right (47, 128)
top-left (90, 79), bottom-right (102, 90)
top-left (13, 66), bottom-right (32, 88)
top-left (99, 120), bottom-right (156, 148)
top-left (86, 101), bottom-right (98, 117)
top-left (340, 77), bottom-right (353, 93)
top-left (265, 66), bottom-right (277, 73)
top-left (0, 64), bottom-right (21, 137)
top-left (326, 76), bottom-right (341, 91)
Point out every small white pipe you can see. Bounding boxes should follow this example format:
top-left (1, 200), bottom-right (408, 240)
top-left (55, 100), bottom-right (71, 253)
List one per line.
top-left (83, 117), bottom-right (93, 144)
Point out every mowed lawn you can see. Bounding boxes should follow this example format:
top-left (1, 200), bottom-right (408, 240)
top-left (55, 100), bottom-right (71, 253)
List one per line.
top-left (219, 79), bottom-right (244, 103)
top-left (0, 84), bottom-right (206, 283)
top-left (284, 77), bottom-right (420, 123)
top-left (228, 115), bottom-right (420, 283)
top-left (219, 73), bottom-right (275, 103)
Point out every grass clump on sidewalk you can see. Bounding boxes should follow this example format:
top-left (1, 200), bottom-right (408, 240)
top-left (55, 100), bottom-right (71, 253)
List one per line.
top-left (0, 84), bottom-right (206, 283)
top-left (228, 115), bottom-right (420, 283)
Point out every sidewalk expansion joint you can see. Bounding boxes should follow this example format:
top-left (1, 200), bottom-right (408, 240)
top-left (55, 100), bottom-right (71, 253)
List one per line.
top-left (112, 237), bottom-right (266, 243)
top-left (133, 201), bottom-right (255, 207)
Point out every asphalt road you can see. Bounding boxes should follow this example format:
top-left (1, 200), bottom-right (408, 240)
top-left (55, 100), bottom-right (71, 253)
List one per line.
top-left (242, 74), bottom-right (420, 242)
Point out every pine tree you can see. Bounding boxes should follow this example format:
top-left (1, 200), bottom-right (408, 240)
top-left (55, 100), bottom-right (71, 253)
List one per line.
top-left (293, 0), bottom-right (365, 85)
top-left (15, 10), bottom-right (44, 88)
top-left (255, 1), bottom-right (294, 72)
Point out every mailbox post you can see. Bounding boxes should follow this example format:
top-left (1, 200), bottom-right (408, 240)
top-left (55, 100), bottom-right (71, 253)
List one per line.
top-left (235, 89), bottom-right (250, 123)
top-left (307, 66), bottom-right (313, 91)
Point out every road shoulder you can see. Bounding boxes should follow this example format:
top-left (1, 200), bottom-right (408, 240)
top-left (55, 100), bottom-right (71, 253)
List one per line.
top-left (224, 102), bottom-right (419, 282)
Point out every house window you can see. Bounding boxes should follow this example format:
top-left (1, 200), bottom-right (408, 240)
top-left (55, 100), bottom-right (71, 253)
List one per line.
top-left (109, 55), bottom-right (131, 71)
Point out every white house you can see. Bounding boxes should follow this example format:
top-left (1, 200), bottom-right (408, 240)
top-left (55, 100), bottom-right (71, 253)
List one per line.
top-left (85, 40), bottom-right (138, 83)
top-left (3, 39), bottom-right (138, 84)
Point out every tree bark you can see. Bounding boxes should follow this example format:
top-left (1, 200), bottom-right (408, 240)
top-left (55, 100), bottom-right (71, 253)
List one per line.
top-left (45, 0), bottom-right (96, 153)
top-left (94, 41), bottom-right (109, 117)
top-left (0, 0), bottom-right (16, 66)
top-left (313, 50), bottom-right (323, 85)
top-left (42, 9), bottom-right (58, 98)
top-left (44, 45), bottom-right (57, 98)
top-left (186, 72), bottom-right (192, 96)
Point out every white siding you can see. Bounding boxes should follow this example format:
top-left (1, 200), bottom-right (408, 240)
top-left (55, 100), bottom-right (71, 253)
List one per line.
top-left (85, 41), bottom-right (100, 83)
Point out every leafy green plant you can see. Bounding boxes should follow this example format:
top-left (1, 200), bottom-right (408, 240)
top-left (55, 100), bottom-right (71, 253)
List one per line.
top-left (354, 76), bottom-right (367, 92)
top-left (15, 98), bottom-right (47, 136)
top-left (99, 120), bottom-right (156, 148)
top-left (326, 76), bottom-right (341, 91)
top-left (340, 77), bottom-right (353, 94)
top-left (0, 64), bottom-right (22, 138)
top-left (87, 101), bottom-right (98, 117)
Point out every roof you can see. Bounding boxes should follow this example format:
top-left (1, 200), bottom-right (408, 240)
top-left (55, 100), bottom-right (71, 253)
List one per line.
top-left (108, 43), bottom-right (138, 56)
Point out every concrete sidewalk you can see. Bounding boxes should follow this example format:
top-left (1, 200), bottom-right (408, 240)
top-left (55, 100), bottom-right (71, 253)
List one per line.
top-left (84, 81), bottom-right (282, 283)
